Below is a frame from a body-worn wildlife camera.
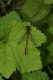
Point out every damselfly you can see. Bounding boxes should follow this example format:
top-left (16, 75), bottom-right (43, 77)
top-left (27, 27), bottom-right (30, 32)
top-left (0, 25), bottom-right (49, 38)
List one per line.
top-left (25, 26), bottom-right (31, 55)
top-left (18, 26), bottom-right (36, 55)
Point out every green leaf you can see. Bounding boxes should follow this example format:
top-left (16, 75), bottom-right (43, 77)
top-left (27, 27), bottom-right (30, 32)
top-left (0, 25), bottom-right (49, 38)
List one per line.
top-left (18, 46), bottom-right (42, 73)
top-left (17, 22), bottom-right (46, 47)
top-left (44, 0), bottom-right (53, 4)
top-left (48, 43), bottom-right (53, 62)
top-left (22, 70), bottom-right (49, 80)
top-left (31, 26), bottom-right (46, 47)
top-left (16, 22), bottom-right (46, 73)
top-left (8, 21), bottom-right (46, 73)
top-left (47, 13), bottom-right (53, 25)
top-left (47, 13), bottom-right (53, 63)
top-left (22, 0), bottom-right (50, 23)
top-left (0, 13), bottom-right (46, 78)
top-left (47, 13), bottom-right (53, 35)
top-left (0, 11), bottom-right (21, 41)
top-left (48, 25), bottom-right (53, 35)
top-left (1, 11), bottom-right (21, 23)
top-left (0, 11), bottom-right (21, 78)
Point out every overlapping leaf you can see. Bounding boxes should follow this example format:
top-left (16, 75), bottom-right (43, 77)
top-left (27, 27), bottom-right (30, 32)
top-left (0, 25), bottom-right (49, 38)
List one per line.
top-left (22, 0), bottom-right (50, 24)
top-left (48, 13), bottom-right (53, 35)
top-left (22, 70), bottom-right (49, 80)
top-left (44, 0), bottom-right (53, 4)
top-left (48, 25), bottom-right (53, 35)
top-left (48, 43), bottom-right (53, 62)
top-left (47, 13), bottom-right (53, 63)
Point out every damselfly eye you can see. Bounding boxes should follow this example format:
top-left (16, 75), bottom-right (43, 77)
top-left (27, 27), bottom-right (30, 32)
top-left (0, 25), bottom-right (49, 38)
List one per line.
top-left (25, 26), bottom-right (31, 33)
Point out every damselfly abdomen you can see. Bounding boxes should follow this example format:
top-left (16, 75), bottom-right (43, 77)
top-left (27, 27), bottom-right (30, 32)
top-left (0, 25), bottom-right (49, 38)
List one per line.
top-left (25, 26), bottom-right (31, 55)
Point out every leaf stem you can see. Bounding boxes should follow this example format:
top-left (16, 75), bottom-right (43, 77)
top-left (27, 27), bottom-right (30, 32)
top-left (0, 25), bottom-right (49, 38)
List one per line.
top-left (47, 65), bottom-right (53, 76)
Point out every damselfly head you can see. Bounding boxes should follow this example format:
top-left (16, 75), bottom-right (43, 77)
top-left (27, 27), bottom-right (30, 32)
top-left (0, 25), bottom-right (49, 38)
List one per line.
top-left (25, 26), bottom-right (31, 33)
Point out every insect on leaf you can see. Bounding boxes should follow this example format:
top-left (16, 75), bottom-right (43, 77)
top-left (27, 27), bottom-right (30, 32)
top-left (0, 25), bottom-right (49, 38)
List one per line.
top-left (0, 12), bottom-right (46, 77)
top-left (16, 22), bottom-right (46, 73)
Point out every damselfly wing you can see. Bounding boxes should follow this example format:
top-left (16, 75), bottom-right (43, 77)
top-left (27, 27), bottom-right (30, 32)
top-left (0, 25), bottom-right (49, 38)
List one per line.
top-left (18, 26), bottom-right (36, 55)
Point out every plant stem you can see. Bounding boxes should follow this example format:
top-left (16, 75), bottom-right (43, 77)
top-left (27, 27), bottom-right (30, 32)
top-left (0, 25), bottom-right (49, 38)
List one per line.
top-left (47, 65), bottom-right (53, 76)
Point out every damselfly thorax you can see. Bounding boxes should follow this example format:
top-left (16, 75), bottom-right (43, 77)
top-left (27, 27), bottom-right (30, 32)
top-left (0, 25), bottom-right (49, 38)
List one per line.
top-left (25, 26), bottom-right (31, 34)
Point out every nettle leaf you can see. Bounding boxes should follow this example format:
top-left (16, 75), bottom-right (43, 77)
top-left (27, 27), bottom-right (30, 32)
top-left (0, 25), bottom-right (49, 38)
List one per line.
top-left (48, 13), bottom-right (53, 25)
top-left (1, 11), bottom-right (21, 24)
top-left (48, 25), bottom-right (53, 35)
top-left (0, 12), bottom-right (46, 78)
top-left (22, 70), bottom-right (49, 80)
top-left (48, 13), bottom-right (53, 35)
top-left (0, 11), bottom-right (21, 40)
top-left (22, 0), bottom-right (50, 23)
top-left (48, 43), bottom-right (53, 62)
top-left (31, 26), bottom-right (46, 47)
top-left (47, 13), bottom-right (53, 63)
top-left (18, 45), bottom-right (42, 72)
top-left (0, 11), bottom-right (21, 78)
top-left (44, 0), bottom-right (53, 4)
top-left (16, 22), bottom-right (46, 73)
